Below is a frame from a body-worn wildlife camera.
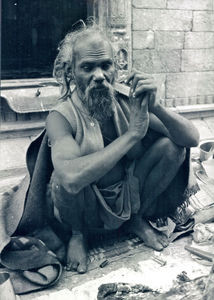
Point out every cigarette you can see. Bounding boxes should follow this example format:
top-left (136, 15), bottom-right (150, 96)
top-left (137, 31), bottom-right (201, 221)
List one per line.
top-left (99, 260), bottom-right (109, 268)
top-left (151, 256), bottom-right (166, 266)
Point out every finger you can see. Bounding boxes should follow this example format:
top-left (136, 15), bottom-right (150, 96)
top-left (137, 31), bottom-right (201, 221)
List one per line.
top-left (132, 75), bottom-right (154, 95)
top-left (131, 73), bottom-right (142, 94)
top-left (126, 70), bottom-right (147, 87)
top-left (139, 97), bottom-right (149, 116)
top-left (129, 94), bottom-right (141, 111)
top-left (129, 85), bottom-right (135, 102)
top-left (125, 69), bottom-right (138, 84)
top-left (149, 92), bottom-right (156, 103)
top-left (136, 79), bottom-right (154, 86)
top-left (140, 94), bottom-right (149, 111)
top-left (129, 87), bottom-right (141, 108)
top-left (133, 79), bottom-right (154, 96)
top-left (134, 84), bottom-right (156, 98)
top-left (126, 69), bottom-right (151, 85)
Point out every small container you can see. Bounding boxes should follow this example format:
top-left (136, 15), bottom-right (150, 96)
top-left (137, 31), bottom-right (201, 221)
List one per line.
top-left (199, 140), bottom-right (214, 162)
top-left (0, 272), bottom-right (17, 300)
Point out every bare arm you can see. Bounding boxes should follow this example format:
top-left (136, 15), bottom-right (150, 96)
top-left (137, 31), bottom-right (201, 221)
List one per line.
top-left (46, 94), bottom-right (149, 194)
top-left (0, 193), bottom-right (11, 252)
top-left (149, 105), bottom-right (199, 147)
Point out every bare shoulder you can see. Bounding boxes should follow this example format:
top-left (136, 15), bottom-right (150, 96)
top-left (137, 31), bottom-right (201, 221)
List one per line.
top-left (46, 111), bottom-right (73, 144)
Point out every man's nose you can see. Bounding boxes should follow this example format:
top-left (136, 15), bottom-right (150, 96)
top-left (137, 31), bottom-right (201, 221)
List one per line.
top-left (93, 68), bottom-right (105, 84)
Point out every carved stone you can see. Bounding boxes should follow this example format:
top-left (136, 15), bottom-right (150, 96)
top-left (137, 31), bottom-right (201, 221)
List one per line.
top-left (93, 0), bottom-right (132, 82)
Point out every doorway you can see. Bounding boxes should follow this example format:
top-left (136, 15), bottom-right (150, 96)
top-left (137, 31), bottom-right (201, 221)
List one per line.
top-left (2, 0), bottom-right (88, 79)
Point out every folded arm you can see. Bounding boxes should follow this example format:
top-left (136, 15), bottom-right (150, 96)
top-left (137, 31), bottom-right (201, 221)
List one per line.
top-left (149, 105), bottom-right (200, 148)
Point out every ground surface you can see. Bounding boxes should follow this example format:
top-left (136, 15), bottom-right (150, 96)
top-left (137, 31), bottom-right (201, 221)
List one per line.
top-left (20, 236), bottom-right (213, 300)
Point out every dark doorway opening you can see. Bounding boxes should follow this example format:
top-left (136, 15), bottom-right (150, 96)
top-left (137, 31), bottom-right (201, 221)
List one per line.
top-left (2, 0), bottom-right (88, 79)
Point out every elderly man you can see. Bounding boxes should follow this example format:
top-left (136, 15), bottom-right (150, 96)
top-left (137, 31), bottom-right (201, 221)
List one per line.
top-left (46, 25), bottom-right (199, 274)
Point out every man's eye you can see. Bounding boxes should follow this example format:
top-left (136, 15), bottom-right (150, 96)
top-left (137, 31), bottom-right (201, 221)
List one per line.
top-left (102, 63), bottom-right (112, 70)
top-left (102, 62), bottom-right (112, 71)
top-left (82, 65), bottom-right (92, 72)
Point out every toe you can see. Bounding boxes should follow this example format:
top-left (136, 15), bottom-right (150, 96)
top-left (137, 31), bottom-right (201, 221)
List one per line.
top-left (66, 262), bottom-right (72, 271)
top-left (77, 259), bottom-right (87, 274)
top-left (154, 243), bottom-right (164, 251)
top-left (66, 260), bottom-right (78, 271)
top-left (145, 239), bottom-right (163, 251)
top-left (159, 236), bottom-right (169, 248)
top-left (158, 239), bottom-right (167, 248)
top-left (71, 261), bottom-right (78, 271)
top-left (155, 243), bottom-right (163, 251)
top-left (162, 240), bottom-right (169, 248)
top-left (161, 242), bottom-right (167, 248)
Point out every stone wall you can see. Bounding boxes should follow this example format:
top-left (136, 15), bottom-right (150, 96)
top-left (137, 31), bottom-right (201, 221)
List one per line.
top-left (132, 0), bottom-right (214, 106)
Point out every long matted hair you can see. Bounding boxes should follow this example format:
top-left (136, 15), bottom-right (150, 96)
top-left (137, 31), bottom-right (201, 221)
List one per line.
top-left (53, 19), bottom-right (112, 100)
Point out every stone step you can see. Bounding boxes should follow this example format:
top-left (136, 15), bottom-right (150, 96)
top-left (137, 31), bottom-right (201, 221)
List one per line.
top-left (0, 120), bottom-right (45, 139)
top-left (0, 171), bottom-right (26, 195)
top-left (0, 137), bottom-right (31, 175)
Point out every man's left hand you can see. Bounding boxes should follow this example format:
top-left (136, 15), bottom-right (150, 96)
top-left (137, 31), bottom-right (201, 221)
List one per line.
top-left (126, 70), bottom-right (158, 112)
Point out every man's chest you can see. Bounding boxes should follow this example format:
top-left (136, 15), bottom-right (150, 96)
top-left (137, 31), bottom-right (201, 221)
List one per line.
top-left (100, 118), bottom-right (118, 146)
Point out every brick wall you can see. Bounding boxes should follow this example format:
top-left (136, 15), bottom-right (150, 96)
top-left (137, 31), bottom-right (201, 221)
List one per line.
top-left (132, 0), bottom-right (214, 106)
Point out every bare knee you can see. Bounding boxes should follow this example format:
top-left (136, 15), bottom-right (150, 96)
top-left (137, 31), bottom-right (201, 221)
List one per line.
top-left (159, 137), bottom-right (186, 166)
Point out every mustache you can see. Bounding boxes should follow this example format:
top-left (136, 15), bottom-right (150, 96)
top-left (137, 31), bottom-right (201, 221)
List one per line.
top-left (89, 80), bottom-right (113, 91)
top-left (85, 82), bottom-right (115, 103)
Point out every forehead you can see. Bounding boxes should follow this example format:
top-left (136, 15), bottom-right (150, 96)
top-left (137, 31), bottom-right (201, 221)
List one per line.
top-left (74, 33), bottom-right (113, 63)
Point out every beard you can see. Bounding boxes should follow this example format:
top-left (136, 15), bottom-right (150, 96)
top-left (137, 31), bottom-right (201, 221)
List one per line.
top-left (80, 81), bottom-right (116, 123)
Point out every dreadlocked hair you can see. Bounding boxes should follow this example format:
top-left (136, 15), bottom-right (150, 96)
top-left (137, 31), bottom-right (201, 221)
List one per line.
top-left (53, 18), bottom-right (112, 100)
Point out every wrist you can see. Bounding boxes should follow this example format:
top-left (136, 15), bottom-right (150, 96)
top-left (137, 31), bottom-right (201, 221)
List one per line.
top-left (126, 130), bottom-right (143, 143)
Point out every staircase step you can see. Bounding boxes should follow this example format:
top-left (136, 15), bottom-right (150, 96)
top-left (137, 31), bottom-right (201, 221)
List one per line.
top-left (0, 172), bottom-right (26, 195)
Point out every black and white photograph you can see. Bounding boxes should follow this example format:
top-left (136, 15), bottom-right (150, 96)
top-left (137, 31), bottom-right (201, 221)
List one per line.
top-left (1, 1), bottom-right (214, 299)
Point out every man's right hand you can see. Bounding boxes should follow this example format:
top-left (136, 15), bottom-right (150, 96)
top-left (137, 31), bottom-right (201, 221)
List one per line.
top-left (128, 91), bottom-right (149, 140)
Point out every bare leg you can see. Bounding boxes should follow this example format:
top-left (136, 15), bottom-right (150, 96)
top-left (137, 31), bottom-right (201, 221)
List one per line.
top-left (50, 175), bottom-right (103, 274)
top-left (66, 231), bottom-right (88, 274)
top-left (134, 137), bottom-right (186, 212)
top-left (129, 137), bottom-right (186, 250)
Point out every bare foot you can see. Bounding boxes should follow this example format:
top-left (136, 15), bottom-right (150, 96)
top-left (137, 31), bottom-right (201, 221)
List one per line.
top-left (66, 233), bottom-right (88, 274)
top-left (128, 215), bottom-right (169, 251)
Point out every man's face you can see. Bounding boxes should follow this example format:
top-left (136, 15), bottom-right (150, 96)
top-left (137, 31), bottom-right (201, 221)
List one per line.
top-left (72, 34), bottom-right (116, 122)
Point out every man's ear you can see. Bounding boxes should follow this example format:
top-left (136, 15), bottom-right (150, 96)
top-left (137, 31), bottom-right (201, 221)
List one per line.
top-left (71, 62), bottom-right (76, 83)
top-left (65, 63), bottom-right (74, 82)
